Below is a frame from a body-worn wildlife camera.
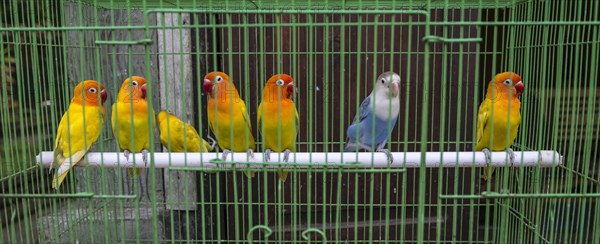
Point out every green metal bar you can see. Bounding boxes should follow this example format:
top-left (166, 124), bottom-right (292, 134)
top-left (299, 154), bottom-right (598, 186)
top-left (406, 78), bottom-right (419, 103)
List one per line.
top-left (169, 167), bottom-right (407, 173)
top-left (368, 11), bottom-right (378, 242)
top-left (352, 5), bottom-right (362, 242)
top-left (0, 193), bottom-right (138, 199)
top-left (290, 10), bottom-right (299, 244)
top-left (306, 8), bottom-right (314, 244)
top-left (417, 1), bottom-right (432, 242)
top-left (440, 192), bottom-right (600, 199)
top-left (4, 21), bottom-right (600, 32)
top-left (94, 39), bottom-right (153, 45)
top-left (241, 11), bottom-right (254, 244)
top-left (144, 8), bottom-right (430, 15)
top-left (421, 36), bottom-right (482, 43)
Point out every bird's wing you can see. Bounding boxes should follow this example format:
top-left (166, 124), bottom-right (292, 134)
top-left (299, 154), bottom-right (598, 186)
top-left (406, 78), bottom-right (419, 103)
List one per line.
top-left (353, 95), bottom-right (372, 124)
top-left (475, 99), bottom-right (491, 150)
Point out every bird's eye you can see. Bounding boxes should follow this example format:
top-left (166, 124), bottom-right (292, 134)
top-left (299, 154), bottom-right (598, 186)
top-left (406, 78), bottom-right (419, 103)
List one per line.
top-left (276, 79), bottom-right (285, 86)
top-left (132, 81), bottom-right (138, 86)
top-left (88, 88), bottom-right (97, 93)
top-left (380, 78), bottom-right (386, 84)
top-left (215, 75), bottom-right (223, 83)
top-left (504, 79), bottom-right (512, 85)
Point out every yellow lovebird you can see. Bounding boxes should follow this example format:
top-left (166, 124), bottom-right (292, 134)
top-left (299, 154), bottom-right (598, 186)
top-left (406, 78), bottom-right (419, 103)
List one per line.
top-left (203, 71), bottom-right (256, 177)
top-left (112, 76), bottom-right (155, 176)
top-left (52, 80), bottom-right (107, 189)
top-left (476, 72), bottom-right (525, 181)
top-left (157, 110), bottom-right (215, 153)
top-left (258, 74), bottom-right (299, 183)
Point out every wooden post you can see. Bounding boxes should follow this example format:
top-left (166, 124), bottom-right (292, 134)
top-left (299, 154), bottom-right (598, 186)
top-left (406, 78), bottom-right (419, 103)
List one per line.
top-left (157, 13), bottom-right (197, 211)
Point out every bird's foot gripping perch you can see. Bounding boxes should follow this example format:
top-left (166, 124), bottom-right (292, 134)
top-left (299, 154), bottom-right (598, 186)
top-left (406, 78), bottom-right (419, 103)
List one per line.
top-left (278, 149), bottom-right (291, 183)
top-left (505, 148), bottom-right (515, 166)
top-left (139, 149), bottom-right (151, 201)
top-left (243, 149), bottom-right (256, 178)
top-left (141, 149), bottom-right (149, 167)
top-left (123, 150), bottom-right (131, 162)
top-left (481, 148), bottom-right (492, 181)
top-left (207, 149), bottom-right (232, 174)
top-left (207, 134), bottom-right (217, 150)
top-left (264, 149), bottom-right (272, 162)
top-left (376, 148), bottom-right (394, 165)
top-left (125, 149), bottom-right (141, 177)
top-left (264, 149), bottom-right (290, 183)
top-left (283, 149), bottom-right (291, 162)
top-left (221, 149), bottom-right (231, 161)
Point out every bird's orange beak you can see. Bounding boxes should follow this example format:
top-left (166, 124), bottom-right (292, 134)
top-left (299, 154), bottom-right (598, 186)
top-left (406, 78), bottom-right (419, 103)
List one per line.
top-left (286, 82), bottom-right (295, 98)
top-left (100, 89), bottom-right (108, 103)
top-left (203, 79), bottom-right (214, 95)
top-left (514, 81), bottom-right (524, 96)
top-left (391, 81), bottom-right (399, 97)
top-left (140, 83), bottom-right (147, 99)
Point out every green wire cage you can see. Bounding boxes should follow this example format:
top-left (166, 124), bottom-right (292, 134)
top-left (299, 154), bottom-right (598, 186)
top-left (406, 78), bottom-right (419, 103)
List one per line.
top-left (0, 0), bottom-right (598, 243)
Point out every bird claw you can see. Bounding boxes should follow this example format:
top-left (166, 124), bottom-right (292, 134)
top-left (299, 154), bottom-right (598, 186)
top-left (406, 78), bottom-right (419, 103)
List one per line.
top-left (141, 149), bottom-right (149, 167)
top-left (482, 148), bottom-right (492, 164)
top-left (283, 149), bottom-right (291, 162)
top-left (207, 134), bottom-right (217, 149)
top-left (244, 149), bottom-right (256, 178)
top-left (221, 149), bottom-right (231, 161)
top-left (481, 148), bottom-right (492, 180)
top-left (124, 150), bottom-right (131, 162)
top-left (376, 148), bottom-right (393, 165)
top-left (247, 149), bottom-right (255, 159)
top-left (264, 149), bottom-right (272, 162)
top-left (506, 148), bottom-right (515, 166)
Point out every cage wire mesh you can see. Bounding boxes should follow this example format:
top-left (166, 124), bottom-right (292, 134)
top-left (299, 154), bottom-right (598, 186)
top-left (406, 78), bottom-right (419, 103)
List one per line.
top-left (0, 0), bottom-right (598, 243)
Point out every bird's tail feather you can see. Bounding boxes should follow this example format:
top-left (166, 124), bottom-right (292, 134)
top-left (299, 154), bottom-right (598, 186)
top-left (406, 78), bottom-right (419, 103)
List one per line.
top-left (483, 166), bottom-right (495, 181)
top-left (52, 150), bottom-right (86, 189)
top-left (278, 171), bottom-right (289, 183)
top-left (344, 142), bottom-right (356, 152)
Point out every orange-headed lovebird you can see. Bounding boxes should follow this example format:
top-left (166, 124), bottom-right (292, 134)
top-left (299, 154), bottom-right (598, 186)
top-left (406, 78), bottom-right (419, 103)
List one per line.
top-left (157, 110), bottom-right (215, 153)
top-left (203, 71), bottom-right (256, 177)
top-left (258, 74), bottom-right (299, 183)
top-left (112, 76), bottom-right (155, 176)
top-left (476, 72), bottom-right (524, 181)
top-left (52, 80), bottom-right (107, 189)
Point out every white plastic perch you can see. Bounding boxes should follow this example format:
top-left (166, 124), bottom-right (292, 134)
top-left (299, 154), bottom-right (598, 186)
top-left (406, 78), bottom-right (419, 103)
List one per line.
top-left (36, 151), bottom-right (562, 168)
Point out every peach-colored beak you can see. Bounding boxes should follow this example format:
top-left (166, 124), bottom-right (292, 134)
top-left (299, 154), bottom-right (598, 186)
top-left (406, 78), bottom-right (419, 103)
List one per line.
top-left (390, 81), bottom-right (399, 97)
top-left (514, 81), bottom-right (524, 96)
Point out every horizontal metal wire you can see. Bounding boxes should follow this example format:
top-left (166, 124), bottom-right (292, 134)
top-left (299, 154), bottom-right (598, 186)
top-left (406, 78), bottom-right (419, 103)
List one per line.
top-left (2, 21), bottom-right (600, 32)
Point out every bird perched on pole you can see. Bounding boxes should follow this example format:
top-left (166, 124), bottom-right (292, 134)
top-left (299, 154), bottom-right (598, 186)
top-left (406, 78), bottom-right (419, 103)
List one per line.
top-left (203, 71), bottom-right (256, 178)
top-left (112, 76), bottom-right (155, 176)
top-left (52, 80), bottom-right (107, 189)
top-left (475, 72), bottom-right (524, 181)
top-left (344, 72), bottom-right (401, 164)
top-left (258, 73), bottom-right (299, 183)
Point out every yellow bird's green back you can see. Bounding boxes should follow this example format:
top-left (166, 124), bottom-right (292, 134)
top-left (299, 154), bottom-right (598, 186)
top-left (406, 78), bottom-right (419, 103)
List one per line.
top-left (158, 111), bottom-right (213, 152)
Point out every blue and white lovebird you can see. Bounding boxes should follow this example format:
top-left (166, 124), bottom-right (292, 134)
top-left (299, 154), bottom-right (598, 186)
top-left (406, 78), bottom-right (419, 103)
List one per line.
top-left (344, 71), bottom-right (401, 163)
